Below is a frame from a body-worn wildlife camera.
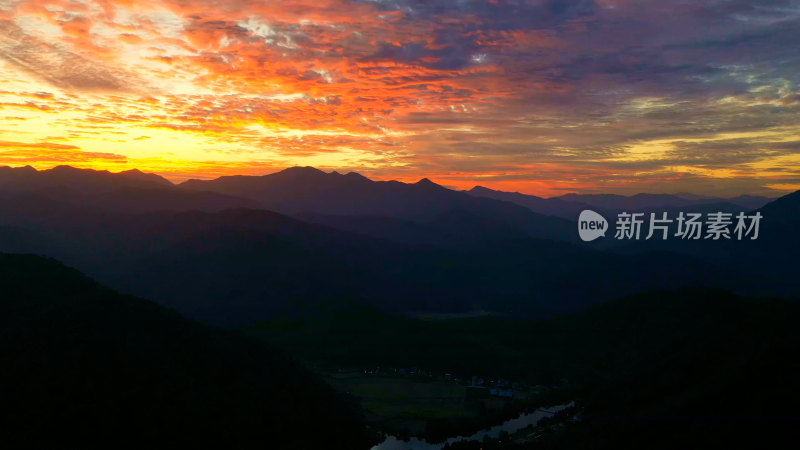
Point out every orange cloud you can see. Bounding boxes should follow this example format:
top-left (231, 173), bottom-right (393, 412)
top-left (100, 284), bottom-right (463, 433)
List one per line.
top-left (0, 140), bottom-right (127, 165)
top-left (0, 0), bottom-right (798, 197)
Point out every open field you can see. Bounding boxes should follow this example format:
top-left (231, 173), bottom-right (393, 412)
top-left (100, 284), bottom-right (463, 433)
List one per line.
top-left (324, 373), bottom-right (543, 436)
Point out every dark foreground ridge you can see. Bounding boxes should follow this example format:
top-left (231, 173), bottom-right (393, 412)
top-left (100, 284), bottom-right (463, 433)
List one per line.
top-left (0, 253), bottom-right (377, 450)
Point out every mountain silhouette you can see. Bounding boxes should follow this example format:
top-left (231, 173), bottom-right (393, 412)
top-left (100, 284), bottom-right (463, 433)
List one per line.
top-left (0, 165), bottom-right (259, 213)
top-left (181, 167), bottom-right (574, 241)
top-left (554, 192), bottom-right (772, 210)
top-left (0, 253), bottom-right (375, 450)
top-left (468, 185), bottom-right (773, 220)
top-left (1, 165), bottom-right (574, 240)
top-left (0, 165), bottom-right (797, 324)
top-left (759, 189), bottom-right (800, 222)
top-left (83, 187), bottom-right (261, 213)
top-left (606, 189), bottom-right (800, 295)
top-left (468, 185), bottom-right (590, 219)
top-left (0, 194), bottom-right (774, 324)
top-left (0, 165), bottom-right (172, 192)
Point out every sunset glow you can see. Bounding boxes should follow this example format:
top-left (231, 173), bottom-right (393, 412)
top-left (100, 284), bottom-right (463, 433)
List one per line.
top-left (2, 0), bottom-right (799, 196)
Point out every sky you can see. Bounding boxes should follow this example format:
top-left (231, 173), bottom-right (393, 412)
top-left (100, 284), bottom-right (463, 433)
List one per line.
top-left (1, 0), bottom-right (799, 197)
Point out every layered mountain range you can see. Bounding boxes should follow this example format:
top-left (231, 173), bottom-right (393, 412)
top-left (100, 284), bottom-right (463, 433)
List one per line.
top-left (0, 165), bottom-right (794, 324)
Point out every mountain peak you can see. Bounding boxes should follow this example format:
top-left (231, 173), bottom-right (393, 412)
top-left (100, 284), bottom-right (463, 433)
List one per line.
top-left (415, 177), bottom-right (439, 186)
top-left (120, 168), bottom-right (173, 185)
top-left (278, 166), bottom-right (327, 176)
top-left (48, 164), bottom-right (95, 173)
top-left (469, 185), bottom-right (493, 193)
top-left (0, 165), bottom-right (37, 174)
top-left (345, 171), bottom-right (369, 180)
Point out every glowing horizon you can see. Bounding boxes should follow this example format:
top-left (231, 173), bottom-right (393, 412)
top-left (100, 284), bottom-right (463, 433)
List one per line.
top-left (2, 0), bottom-right (800, 197)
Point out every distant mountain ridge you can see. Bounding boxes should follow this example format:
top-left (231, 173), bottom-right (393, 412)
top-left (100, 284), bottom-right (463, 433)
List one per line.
top-left (0, 195), bottom-right (785, 324)
top-left (554, 192), bottom-right (773, 210)
top-left (0, 165), bottom-right (258, 213)
top-left (0, 164), bottom-right (798, 324)
top-left (179, 166), bottom-right (576, 241)
top-left (1, 164), bottom-right (775, 218)
top-left (467, 185), bottom-right (774, 219)
top-left (0, 165), bottom-right (172, 192)
top-left (0, 165), bottom-right (575, 241)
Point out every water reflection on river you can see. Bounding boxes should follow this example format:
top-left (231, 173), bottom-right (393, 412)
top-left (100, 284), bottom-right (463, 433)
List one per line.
top-left (371, 402), bottom-right (574, 450)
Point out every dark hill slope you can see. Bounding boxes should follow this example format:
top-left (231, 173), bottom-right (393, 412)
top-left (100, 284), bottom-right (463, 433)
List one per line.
top-left (0, 253), bottom-right (375, 450)
top-left (535, 289), bottom-right (800, 449)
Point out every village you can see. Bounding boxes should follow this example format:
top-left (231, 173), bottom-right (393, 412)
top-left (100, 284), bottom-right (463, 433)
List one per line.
top-left (324, 365), bottom-right (568, 440)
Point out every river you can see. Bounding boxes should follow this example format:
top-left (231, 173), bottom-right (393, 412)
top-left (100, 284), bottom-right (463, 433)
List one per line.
top-left (370, 402), bottom-right (574, 450)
